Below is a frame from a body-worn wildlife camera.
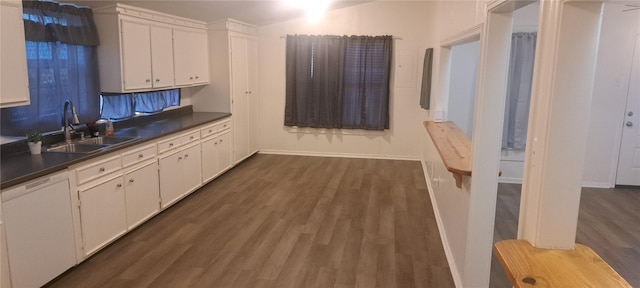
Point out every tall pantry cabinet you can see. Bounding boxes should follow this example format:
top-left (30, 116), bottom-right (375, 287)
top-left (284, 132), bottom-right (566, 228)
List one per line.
top-left (192, 19), bottom-right (259, 164)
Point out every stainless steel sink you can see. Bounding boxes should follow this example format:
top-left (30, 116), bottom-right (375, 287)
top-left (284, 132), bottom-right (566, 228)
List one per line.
top-left (45, 136), bottom-right (140, 154)
top-left (77, 136), bottom-right (139, 146)
top-left (46, 143), bottom-right (109, 154)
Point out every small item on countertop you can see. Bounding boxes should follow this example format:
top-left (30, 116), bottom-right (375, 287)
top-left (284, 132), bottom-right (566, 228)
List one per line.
top-left (105, 118), bottom-right (115, 136)
top-left (86, 122), bottom-right (100, 137)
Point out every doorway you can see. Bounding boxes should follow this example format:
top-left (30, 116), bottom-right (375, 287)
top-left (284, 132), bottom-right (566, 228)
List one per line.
top-left (616, 34), bottom-right (640, 186)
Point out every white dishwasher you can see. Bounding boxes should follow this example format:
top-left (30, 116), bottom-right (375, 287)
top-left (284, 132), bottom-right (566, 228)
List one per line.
top-left (1, 171), bottom-right (76, 288)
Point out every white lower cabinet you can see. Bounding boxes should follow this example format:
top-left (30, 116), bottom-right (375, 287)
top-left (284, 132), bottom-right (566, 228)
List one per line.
top-left (0, 117), bottom-right (233, 286)
top-left (201, 130), bottom-right (232, 182)
top-left (79, 174), bottom-right (127, 257)
top-left (124, 160), bottom-right (160, 230)
top-left (159, 142), bottom-right (202, 208)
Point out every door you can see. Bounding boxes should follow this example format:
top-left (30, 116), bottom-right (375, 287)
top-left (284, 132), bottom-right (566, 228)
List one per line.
top-left (79, 175), bottom-right (127, 256)
top-left (182, 143), bottom-right (202, 194)
top-left (150, 25), bottom-right (174, 88)
top-left (218, 131), bottom-right (232, 172)
top-left (616, 34), bottom-right (640, 186)
top-left (173, 29), bottom-right (193, 86)
top-left (247, 37), bottom-right (259, 154)
top-left (159, 150), bottom-right (184, 208)
top-left (124, 161), bottom-right (160, 230)
top-left (121, 19), bottom-right (152, 90)
top-left (231, 35), bottom-right (249, 163)
top-left (201, 136), bottom-right (220, 182)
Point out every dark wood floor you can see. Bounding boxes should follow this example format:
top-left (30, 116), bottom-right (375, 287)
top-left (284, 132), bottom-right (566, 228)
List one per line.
top-left (47, 154), bottom-right (455, 288)
top-left (490, 183), bottom-right (640, 288)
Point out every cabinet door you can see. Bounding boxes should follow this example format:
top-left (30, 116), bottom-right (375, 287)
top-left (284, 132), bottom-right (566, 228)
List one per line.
top-left (124, 161), bottom-right (160, 230)
top-left (182, 143), bottom-right (202, 195)
top-left (231, 35), bottom-right (249, 164)
top-left (159, 150), bottom-right (184, 208)
top-left (150, 25), bottom-right (174, 88)
top-left (79, 175), bottom-right (127, 256)
top-left (121, 19), bottom-right (152, 90)
top-left (247, 37), bottom-right (259, 154)
top-left (0, 0), bottom-right (30, 108)
top-left (192, 31), bottom-right (209, 84)
top-left (173, 29), bottom-right (192, 86)
top-left (201, 137), bottom-right (220, 183)
top-left (218, 131), bottom-right (232, 173)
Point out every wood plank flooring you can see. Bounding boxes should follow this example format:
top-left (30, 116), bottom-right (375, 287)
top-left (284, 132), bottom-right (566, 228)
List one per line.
top-left (46, 154), bottom-right (455, 288)
top-left (490, 184), bottom-right (640, 288)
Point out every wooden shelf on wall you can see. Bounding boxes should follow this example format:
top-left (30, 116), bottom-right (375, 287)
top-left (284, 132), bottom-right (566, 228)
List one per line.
top-left (424, 121), bottom-right (472, 188)
top-left (494, 240), bottom-right (631, 288)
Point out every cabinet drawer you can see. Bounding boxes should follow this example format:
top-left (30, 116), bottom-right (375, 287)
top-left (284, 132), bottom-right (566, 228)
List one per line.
top-left (76, 156), bottom-right (122, 185)
top-left (122, 144), bottom-right (157, 168)
top-left (218, 120), bottom-right (231, 132)
top-left (157, 135), bottom-right (181, 154)
top-left (181, 130), bottom-right (200, 145)
top-left (200, 124), bottom-right (217, 139)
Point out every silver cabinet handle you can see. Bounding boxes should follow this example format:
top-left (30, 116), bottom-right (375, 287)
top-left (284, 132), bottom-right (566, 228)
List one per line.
top-left (146, 79), bottom-right (151, 83)
top-left (190, 136), bottom-right (194, 140)
top-left (138, 154), bottom-right (144, 158)
top-left (117, 183), bottom-right (122, 188)
top-left (129, 179), bottom-right (135, 183)
top-left (626, 121), bottom-right (633, 127)
top-left (169, 143), bottom-right (174, 147)
top-left (178, 156), bottom-right (183, 160)
top-left (155, 79), bottom-right (160, 82)
top-left (99, 167), bottom-right (105, 172)
top-left (184, 154), bottom-right (189, 158)
top-left (628, 111), bottom-right (634, 117)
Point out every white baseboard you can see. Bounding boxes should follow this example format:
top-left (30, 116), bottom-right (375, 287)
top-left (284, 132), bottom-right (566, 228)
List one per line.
top-left (497, 177), bottom-right (613, 189)
top-left (498, 177), bottom-right (523, 184)
top-left (258, 149), bottom-right (420, 161)
top-left (581, 181), bottom-right (613, 189)
top-left (420, 160), bottom-right (463, 288)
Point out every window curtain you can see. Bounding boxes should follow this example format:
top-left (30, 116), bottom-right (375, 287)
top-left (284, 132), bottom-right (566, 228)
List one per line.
top-left (285, 35), bottom-right (391, 130)
top-left (420, 48), bottom-right (433, 110)
top-left (0, 1), bottom-right (100, 136)
top-left (502, 32), bottom-right (537, 149)
top-left (100, 89), bottom-right (180, 120)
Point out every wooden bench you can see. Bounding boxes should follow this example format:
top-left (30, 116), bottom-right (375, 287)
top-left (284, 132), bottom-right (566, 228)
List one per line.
top-left (494, 239), bottom-right (632, 287)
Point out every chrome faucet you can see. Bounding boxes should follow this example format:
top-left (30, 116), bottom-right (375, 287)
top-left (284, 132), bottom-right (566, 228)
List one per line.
top-left (62, 100), bottom-right (80, 143)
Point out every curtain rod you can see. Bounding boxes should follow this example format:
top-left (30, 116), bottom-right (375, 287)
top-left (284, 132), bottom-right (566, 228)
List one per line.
top-left (280, 35), bottom-right (402, 40)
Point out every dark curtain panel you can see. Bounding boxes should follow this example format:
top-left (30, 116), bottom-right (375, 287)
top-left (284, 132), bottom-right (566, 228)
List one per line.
top-left (1, 2), bottom-right (100, 136)
top-left (285, 35), bottom-right (391, 130)
top-left (502, 32), bottom-right (537, 149)
top-left (420, 48), bottom-right (433, 110)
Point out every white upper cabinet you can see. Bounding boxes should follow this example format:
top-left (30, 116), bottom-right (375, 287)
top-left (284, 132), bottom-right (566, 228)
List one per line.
top-left (120, 19), bottom-right (153, 90)
top-left (93, 4), bottom-right (207, 93)
top-left (120, 20), bottom-right (175, 91)
top-left (173, 29), bottom-right (209, 86)
top-left (0, 0), bottom-right (30, 108)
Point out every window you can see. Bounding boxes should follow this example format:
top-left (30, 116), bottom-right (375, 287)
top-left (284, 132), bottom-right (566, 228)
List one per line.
top-left (0, 1), bottom-right (100, 136)
top-left (284, 35), bottom-right (392, 131)
top-left (100, 89), bottom-right (181, 120)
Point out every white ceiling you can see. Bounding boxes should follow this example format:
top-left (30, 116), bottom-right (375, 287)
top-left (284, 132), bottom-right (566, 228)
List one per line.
top-left (73, 0), bottom-right (371, 26)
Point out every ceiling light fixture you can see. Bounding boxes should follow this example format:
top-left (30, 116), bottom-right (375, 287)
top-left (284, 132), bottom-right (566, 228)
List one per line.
top-left (284, 0), bottom-right (331, 22)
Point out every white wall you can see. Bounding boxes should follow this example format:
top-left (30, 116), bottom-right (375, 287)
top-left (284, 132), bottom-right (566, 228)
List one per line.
top-left (583, 4), bottom-right (640, 188)
top-left (257, 1), bottom-right (437, 159)
top-left (448, 41), bottom-right (480, 138)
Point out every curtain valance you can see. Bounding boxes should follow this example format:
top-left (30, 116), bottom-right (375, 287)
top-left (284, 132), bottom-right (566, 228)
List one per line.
top-left (22, 1), bottom-right (99, 46)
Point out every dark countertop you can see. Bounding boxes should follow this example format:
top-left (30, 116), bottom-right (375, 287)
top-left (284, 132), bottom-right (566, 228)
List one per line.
top-left (1, 111), bottom-right (231, 189)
